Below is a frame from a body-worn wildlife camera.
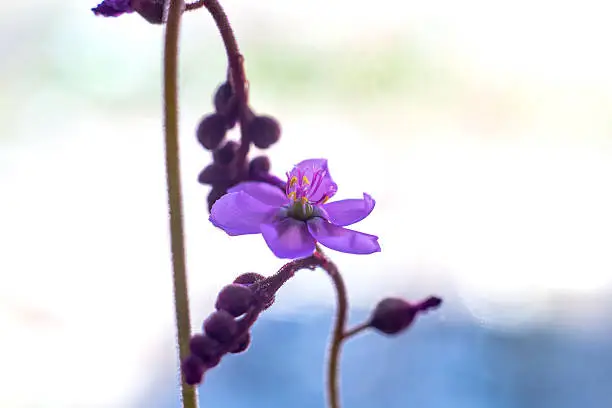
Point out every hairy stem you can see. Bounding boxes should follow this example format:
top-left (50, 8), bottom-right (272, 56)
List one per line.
top-left (163, 1), bottom-right (198, 407)
top-left (315, 249), bottom-right (347, 408)
top-left (201, 0), bottom-right (251, 172)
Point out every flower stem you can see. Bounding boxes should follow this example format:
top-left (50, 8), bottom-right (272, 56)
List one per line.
top-left (200, 0), bottom-right (251, 172)
top-left (315, 249), bottom-right (347, 408)
top-left (342, 322), bottom-right (370, 339)
top-left (163, 1), bottom-right (198, 408)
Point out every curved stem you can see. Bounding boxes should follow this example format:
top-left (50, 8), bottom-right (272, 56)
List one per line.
top-left (163, 1), bottom-right (198, 408)
top-left (201, 0), bottom-right (251, 173)
top-left (315, 249), bottom-right (347, 408)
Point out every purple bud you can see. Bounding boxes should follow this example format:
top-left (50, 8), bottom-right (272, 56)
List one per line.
top-left (132, 0), bottom-right (165, 24)
top-left (213, 141), bottom-right (240, 165)
top-left (204, 310), bottom-right (238, 344)
top-left (216, 284), bottom-right (255, 317)
top-left (232, 272), bottom-right (274, 309)
top-left (246, 115), bottom-right (281, 149)
top-left (233, 272), bottom-right (265, 285)
top-left (369, 296), bottom-right (442, 335)
top-left (189, 334), bottom-right (222, 368)
top-left (196, 113), bottom-right (228, 150)
top-left (213, 82), bottom-right (239, 128)
top-left (181, 354), bottom-right (205, 385)
top-left (249, 156), bottom-right (271, 177)
top-left (198, 164), bottom-right (234, 185)
top-left (229, 332), bottom-right (251, 354)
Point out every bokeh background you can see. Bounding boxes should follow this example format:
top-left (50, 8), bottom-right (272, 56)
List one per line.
top-left (1, 0), bottom-right (612, 407)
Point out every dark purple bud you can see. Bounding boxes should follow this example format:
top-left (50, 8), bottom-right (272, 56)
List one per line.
top-left (229, 332), bottom-right (251, 354)
top-left (189, 334), bottom-right (223, 368)
top-left (207, 187), bottom-right (228, 212)
top-left (204, 310), bottom-right (238, 344)
top-left (198, 164), bottom-right (232, 185)
top-left (196, 113), bottom-right (228, 150)
top-left (249, 156), bottom-right (271, 176)
top-left (232, 272), bottom-right (275, 309)
top-left (213, 141), bottom-right (240, 165)
top-left (91, 0), bottom-right (133, 17)
top-left (216, 284), bottom-right (255, 317)
top-left (181, 354), bottom-right (205, 385)
top-left (132, 0), bottom-right (166, 24)
top-left (369, 296), bottom-right (442, 335)
top-left (246, 115), bottom-right (281, 149)
top-left (213, 82), bottom-right (239, 128)
top-left (233, 272), bottom-right (265, 285)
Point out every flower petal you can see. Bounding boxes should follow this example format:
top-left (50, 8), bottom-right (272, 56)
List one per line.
top-left (209, 191), bottom-right (277, 236)
top-left (290, 158), bottom-right (338, 202)
top-left (228, 181), bottom-right (288, 207)
top-left (322, 193), bottom-right (375, 226)
top-left (260, 217), bottom-right (316, 259)
top-left (307, 218), bottom-right (380, 255)
top-left (92, 0), bottom-right (134, 17)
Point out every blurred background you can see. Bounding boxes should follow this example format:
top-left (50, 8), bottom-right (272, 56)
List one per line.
top-left (1, 0), bottom-right (612, 407)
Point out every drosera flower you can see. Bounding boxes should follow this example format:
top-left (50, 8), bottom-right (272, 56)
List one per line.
top-left (209, 158), bottom-right (380, 259)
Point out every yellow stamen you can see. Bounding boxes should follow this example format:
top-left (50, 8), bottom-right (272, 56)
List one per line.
top-left (301, 197), bottom-right (308, 204)
top-left (302, 176), bottom-right (310, 185)
top-left (288, 192), bottom-right (296, 200)
top-left (289, 176), bottom-right (298, 187)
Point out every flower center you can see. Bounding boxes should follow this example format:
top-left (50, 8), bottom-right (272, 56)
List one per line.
top-left (286, 200), bottom-right (314, 221)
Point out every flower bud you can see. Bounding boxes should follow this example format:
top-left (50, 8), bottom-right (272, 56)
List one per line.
top-left (196, 113), bottom-right (228, 150)
top-left (204, 310), bottom-right (238, 344)
top-left (229, 332), bottom-right (251, 354)
top-left (249, 156), bottom-right (271, 177)
top-left (232, 272), bottom-right (274, 309)
top-left (213, 82), bottom-right (239, 128)
top-left (369, 296), bottom-right (442, 335)
top-left (197, 164), bottom-right (232, 185)
top-left (233, 272), bottom-right (265, 285)
top-left (181, 354), bottom-right (205, 385)
top-left (246, 115), bottom-right (281, 149)
top-left (215, 284), bottom-right (255, 317)
top-left (213, 141), bottom-right (240, 165)
top-left (189, 334), bottom-right (222, 368)
top-left (132, 0), bottom-right (166, 24)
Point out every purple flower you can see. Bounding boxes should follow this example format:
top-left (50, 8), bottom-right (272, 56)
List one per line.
top-left (91, 0), bottom-right (133, 17)
top-left (210, 158), bottom-right (380, 259)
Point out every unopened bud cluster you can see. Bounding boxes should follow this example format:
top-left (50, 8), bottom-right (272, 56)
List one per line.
top-left (196, 81), bottom-right (283, 211)
top-left (181, 272), bottom-right (277, 385)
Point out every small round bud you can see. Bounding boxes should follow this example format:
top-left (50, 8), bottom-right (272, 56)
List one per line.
top-left (246, 115), bottom-right (281, 149)
top-left (213, 82), bottom-right (239, 128)
top-left (207, 187), bottom-right (228, 212)
top-left (369, 296), bottom-right (442, 335)
top-left (181, 354), bottom-right (205, 385)
top-left (249, 156), bottom-right (271, 177)
top-left (216, 284), bottom-right (255, 317)
top-left (229, 332), bottom-right (251, 354)
top-left (198, 164), bottom-right (232, 185)
top-left (369, 298), bottom-right (416, 335)
top-left (233, 272), bottom-right (265, 285)
top-left (132, 0), bottom-right (166, 24)
top-left (204, 310), bottom-right (238, 344)
top-left (189, 334), bottom-right (222, 368)
top-left (213, 141), bottom-right (240, 165)
top-left (196, 113), bottom-right (228, 150)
